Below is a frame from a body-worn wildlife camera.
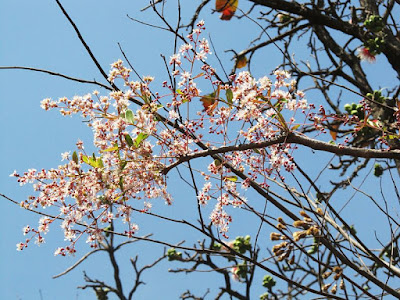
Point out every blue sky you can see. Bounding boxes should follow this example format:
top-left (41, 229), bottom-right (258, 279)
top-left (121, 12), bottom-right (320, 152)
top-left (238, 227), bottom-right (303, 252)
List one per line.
top-left (1, 1), bottom-right (399, 299)
top-left (0, 1), bottom-right (267, 299)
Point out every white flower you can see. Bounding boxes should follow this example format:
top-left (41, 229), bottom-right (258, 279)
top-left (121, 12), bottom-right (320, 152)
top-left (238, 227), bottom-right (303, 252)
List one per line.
top-left (169, 110), bottom-right (179, 120)
top-left (16, 243), bottom-right (24, 251)
top-left (9, 170), bottom-right (18, 177)
top-left (61, 151), bottom-right (70, 161)
top-left (169, 53), bottom-right (181, 65)
top-left (23, 225), bottom-right (30, 235)
top-left (54, 247), bottom-right (63, 256)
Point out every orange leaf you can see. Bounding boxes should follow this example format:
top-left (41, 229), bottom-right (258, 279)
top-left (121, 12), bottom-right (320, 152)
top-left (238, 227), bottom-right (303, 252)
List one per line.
top-left (250, 98), bottom-right (265, 104)
top-left (216, 0), bottom-right (238, 21)
top-left (235, 55), bottom-right (247, 69)
top-left (192, 72), bottom-right (205, 80)
top-left (329, 124), bottom-right (340, 141)
top-left (207, 101), bottom-right (218, 115)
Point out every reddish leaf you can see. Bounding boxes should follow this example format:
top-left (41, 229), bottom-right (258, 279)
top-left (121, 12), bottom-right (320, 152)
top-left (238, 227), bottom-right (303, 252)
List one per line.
top-left (216, 0), bottom-right (238, 21)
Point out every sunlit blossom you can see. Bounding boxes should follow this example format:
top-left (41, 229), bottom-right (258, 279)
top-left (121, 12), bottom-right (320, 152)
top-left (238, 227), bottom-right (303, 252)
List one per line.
top-left (13, 23), bottom-right (317, 254)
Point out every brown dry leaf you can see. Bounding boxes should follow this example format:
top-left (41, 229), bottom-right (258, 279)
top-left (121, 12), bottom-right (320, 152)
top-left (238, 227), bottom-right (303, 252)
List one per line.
top-left (235, 55), bottom-right (247, 69)
top-left (250, 98), bottom-right (265, 104)
top-left (329, 124), bottom-right (340, 141)
top-left (200, 94), bottom-right (218, 115)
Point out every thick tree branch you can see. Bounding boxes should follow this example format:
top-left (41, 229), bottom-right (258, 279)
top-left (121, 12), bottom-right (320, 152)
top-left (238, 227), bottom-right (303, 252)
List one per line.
top-left (163, 132), bottom-right (400, 175)
top-left (249, 0), bottom-right (364, 38)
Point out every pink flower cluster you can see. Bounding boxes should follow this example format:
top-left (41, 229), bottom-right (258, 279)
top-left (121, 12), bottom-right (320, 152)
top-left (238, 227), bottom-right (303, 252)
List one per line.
top-left (13, 21), bottom-right (316, 252)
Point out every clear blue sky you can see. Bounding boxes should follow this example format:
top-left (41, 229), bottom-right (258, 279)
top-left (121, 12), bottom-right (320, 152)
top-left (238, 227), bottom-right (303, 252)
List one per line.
top-left (1, 1), bottom-right (398, 299)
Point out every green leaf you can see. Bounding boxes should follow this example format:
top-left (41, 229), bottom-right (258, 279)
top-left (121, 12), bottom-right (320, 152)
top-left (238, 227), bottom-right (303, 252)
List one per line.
top-left (225, 176), bottom-right (238, 182)
top-left (176, 89), bottom-right (183, 95)
top-left (226, 88), bottom-right (233, 105)
top-left (125, 109), bottom-right (134, 124)
top-left (119, 176), bottom-right (124, 191)
top-left (167, 248), bottom-right (182, 261)
top-left (88, 157), bottom-right (97, 167)
top-left (142, 94), bottom-right (151, 104)
top-left (211, 243), bottom-right (222, 250)
top-left (291, 124), bottom-right (300, 131)
top-left (253, 148), bottom-right (261, 154)
top-left (134, 132), bottom-right (149, 148)
top-left (124, 134), bottom-right (134, 147)
top-left (72, 151), bottom-right (79, 164)
top-left (120, 160), bottom-right (128, 171)
top-left (349, 225), bottom-right (357, 235)
top-left (233, 235), bottom-right (251, 254)
top-left (102, 146), bottom-right (119, 152)
top-left (214, 159), bottom-right (222, 167)
top-left (308, 244), bottom-right (318, 254)
top-left (104, 225), bottom-right (112, 237)
top-left (374, 163), bottom-right (383, 177)
top-left (97, 158), bottom-right (104, 168)
top-left (82, 153), bottom-right (102, 168)
top-left (262, 275), bottom-right (276, 289)
top-left (153, 114), bottom-right (162, 122)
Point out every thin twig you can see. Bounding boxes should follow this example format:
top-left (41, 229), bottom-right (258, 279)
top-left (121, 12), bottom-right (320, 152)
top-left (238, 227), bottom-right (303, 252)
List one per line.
top-left (55, 0), bottom-right (117, 90)
top-left (0, 66), bottom-right (112, 90)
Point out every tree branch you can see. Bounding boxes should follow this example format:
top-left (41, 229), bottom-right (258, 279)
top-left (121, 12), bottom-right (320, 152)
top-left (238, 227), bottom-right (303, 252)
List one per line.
top-left (0, 66), bottom-right (112, 90)
top-left (162, 132), bottom-right (400, 175)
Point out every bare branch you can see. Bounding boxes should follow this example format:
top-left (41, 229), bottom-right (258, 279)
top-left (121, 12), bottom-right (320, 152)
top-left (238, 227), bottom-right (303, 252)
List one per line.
top-left (0, 66), bottom-right (112, 90)
top-left (163, 132), bottom-right (400, 174)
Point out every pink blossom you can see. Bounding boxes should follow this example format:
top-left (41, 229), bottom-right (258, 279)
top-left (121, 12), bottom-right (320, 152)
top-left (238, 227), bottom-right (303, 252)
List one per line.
top-left (12, 24), bottom-right (319, 253)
